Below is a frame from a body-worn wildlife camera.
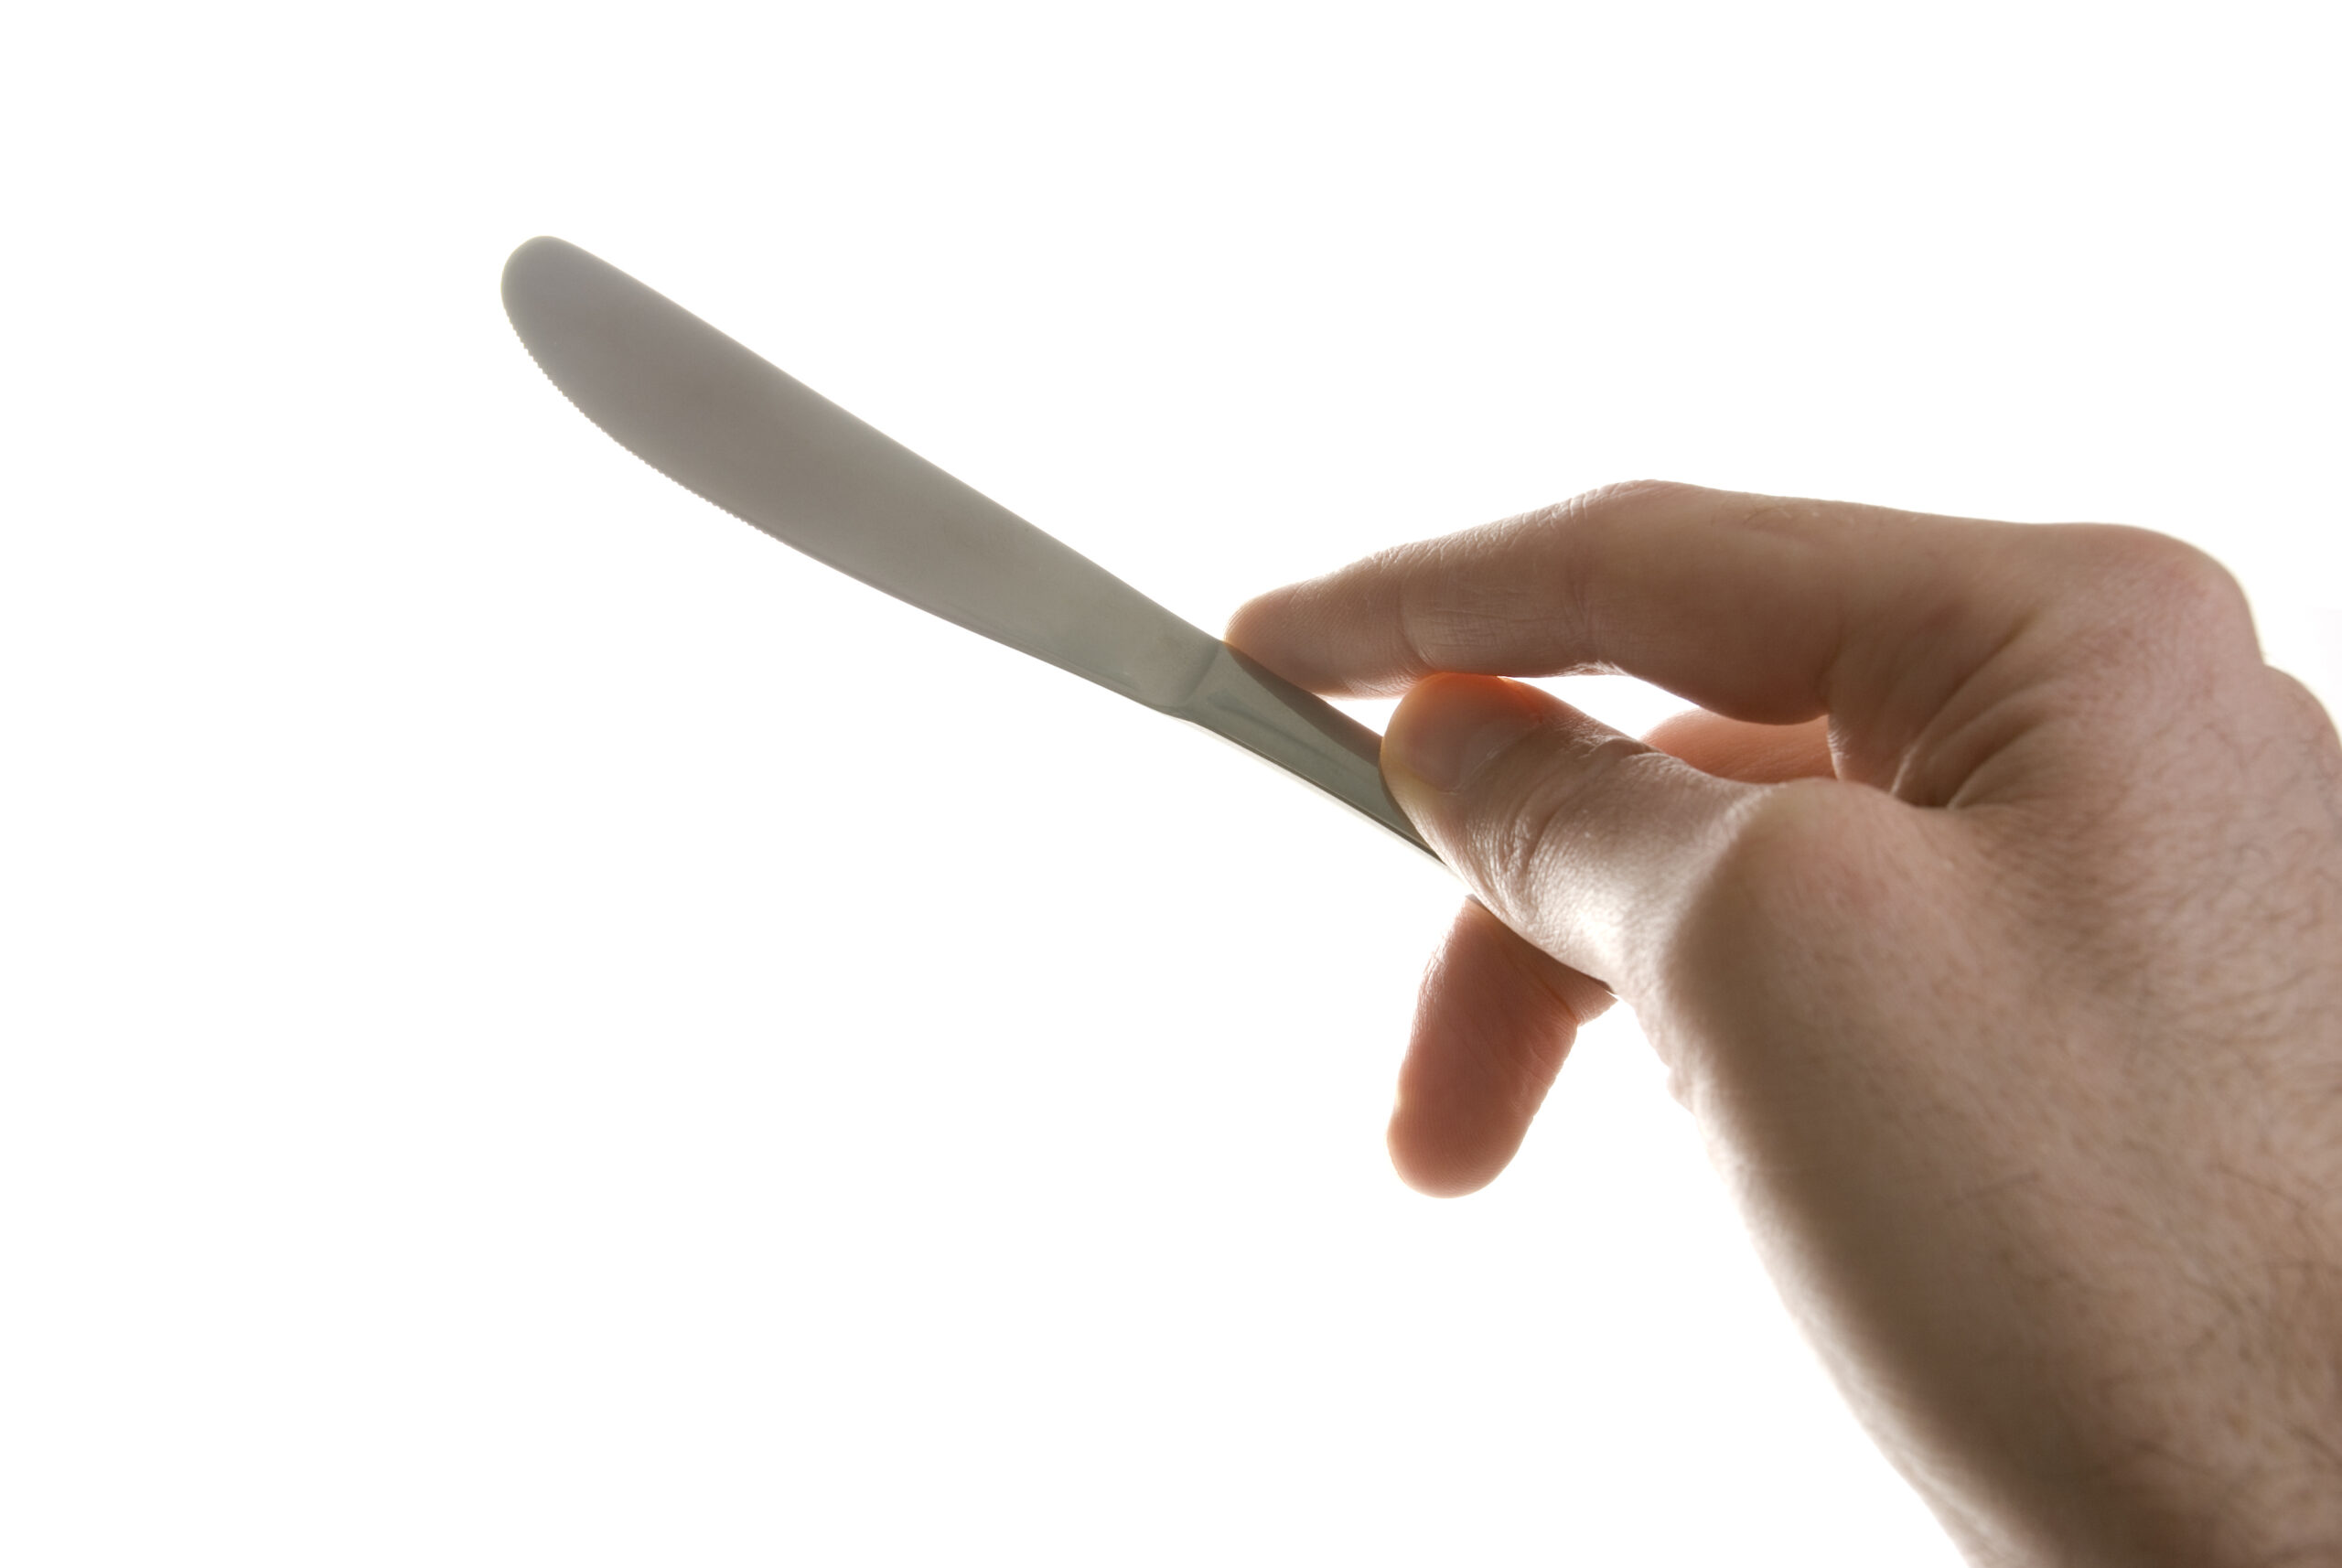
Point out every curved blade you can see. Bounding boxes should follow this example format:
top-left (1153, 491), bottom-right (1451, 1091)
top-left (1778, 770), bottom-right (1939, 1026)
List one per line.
top-left (501, 236), bottom-right (1429, 855)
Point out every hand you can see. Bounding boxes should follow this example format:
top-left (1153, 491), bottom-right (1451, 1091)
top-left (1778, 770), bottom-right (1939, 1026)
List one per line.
top-left (1228, 482), bottom-right (2342, 1567)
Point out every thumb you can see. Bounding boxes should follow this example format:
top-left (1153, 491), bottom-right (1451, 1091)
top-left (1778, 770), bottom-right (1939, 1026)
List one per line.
top-left (1383, 673), bottom-right (1762, 995)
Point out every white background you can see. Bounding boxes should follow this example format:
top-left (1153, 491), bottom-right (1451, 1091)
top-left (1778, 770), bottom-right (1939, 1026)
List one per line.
top-left (5, 3), bottom-right (2337, 1563)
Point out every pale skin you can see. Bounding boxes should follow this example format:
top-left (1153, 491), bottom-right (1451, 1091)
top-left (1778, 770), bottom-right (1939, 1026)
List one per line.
top-left (1226, 482), bottom-right (2342, 1567)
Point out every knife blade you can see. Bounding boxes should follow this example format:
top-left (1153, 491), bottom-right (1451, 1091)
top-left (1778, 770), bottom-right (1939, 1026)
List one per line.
top-left (500, 236), bottom-right (1430, 857)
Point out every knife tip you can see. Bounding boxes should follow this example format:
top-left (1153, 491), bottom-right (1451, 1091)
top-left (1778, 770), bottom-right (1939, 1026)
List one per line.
top-left (501, 235), bottom-right (584, 308)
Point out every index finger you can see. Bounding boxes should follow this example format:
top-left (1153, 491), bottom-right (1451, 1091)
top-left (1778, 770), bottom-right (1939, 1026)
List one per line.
top-left (1226, 480), bottom-right (2038, 733)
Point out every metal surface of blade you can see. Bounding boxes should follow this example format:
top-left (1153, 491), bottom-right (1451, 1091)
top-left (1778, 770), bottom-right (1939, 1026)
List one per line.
top-left (501, 237), bottom-right (1430, 855)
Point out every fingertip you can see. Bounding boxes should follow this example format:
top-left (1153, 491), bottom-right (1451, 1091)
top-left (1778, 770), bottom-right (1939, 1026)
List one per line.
top-left (1222, 581), bottom-right (1295, 649)
top-left (1383, 899), bottom-right (1587, 1199)
top-left (1230, 581), bottom-right (1415, 698)
top-left (1387, 1106), bottom-right (1509, 1197)
top-left (1383, 674), bottom-right (1552, 795)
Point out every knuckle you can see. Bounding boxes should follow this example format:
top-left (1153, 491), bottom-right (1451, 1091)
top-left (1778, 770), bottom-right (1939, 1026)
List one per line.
top-left (1702, 779), bottom-right (1841, 901)
top-left (1672, 779), bottom-right (1874, 967)
top-left (1390, 482), bottom-right (1716, 681)
top-left (2022, 526), bottom-right (2266, 707)
top-left (1555, 478), bottom-right (1700, 520)
top-left (2268, 668), bottom-right (2342, 744)
top-left (1512, 480), bottom-right (1700, 560)
top-left (1382, 541), bottom-right (1446, 676)
top-left (2077, 524), bottom-right (2255, 637)
top-left (1391, 545), bottom-right (1496, 672)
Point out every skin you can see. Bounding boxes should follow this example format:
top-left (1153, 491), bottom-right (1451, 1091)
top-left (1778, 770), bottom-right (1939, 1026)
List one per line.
top-left (1225, 482), bottom-right (2342, 1567)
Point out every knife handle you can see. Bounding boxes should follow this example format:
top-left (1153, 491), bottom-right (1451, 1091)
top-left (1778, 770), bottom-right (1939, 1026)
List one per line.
top-left (1171, 645), bottom-right (1437, 859)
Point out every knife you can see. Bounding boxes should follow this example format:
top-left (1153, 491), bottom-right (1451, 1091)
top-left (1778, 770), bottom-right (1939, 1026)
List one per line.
top-left (500, 236), bottom-right (1431, 858)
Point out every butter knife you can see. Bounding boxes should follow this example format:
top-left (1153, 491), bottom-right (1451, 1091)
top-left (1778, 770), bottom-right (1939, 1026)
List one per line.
top-left (500, 237), bottom-right (1429, 857)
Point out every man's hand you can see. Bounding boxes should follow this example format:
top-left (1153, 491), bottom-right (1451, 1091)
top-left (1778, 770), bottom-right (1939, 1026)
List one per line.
top-left (1228, 482), bottom-right (2342, 1567)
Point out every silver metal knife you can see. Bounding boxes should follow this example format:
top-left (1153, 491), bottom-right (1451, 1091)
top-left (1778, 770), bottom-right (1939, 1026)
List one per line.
top-left (500, 236), bottom-right (1430, 857)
